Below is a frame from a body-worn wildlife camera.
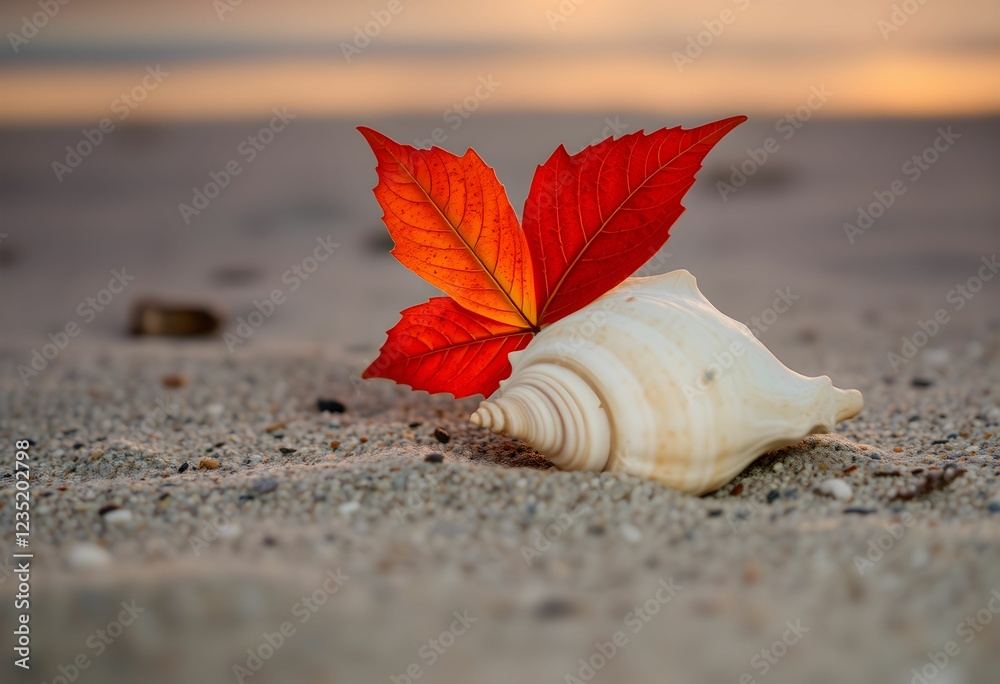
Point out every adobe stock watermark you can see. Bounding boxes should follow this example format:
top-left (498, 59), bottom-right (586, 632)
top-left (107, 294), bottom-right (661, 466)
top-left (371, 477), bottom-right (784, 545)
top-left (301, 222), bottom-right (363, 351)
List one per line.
top-left (529, 115), bottom-right (631, 208)
top-left (389, 610), bottom-right (478, 684)
top-left (222, 235), bottom-right (339, 352)
top-left (545, 0), bottom-right (589, 30)
top-left (563, 578), bottom-right (682, 683)
top-left (390, 474), bottom-right (439, 524)
top-left (8, 0), bottom-right (71, 53)
top-left (520, 501), bottom-right (594, 566)
top-left (528, 246), bottom-right (670, 362)
top-left (178, 107), bottom-right (296, 224)
top-left (853, 512), bottom-right (917, 576)
top-left (887, 254), bottom-right (997, 372)
top-left (717, 84), bottom-right (832, 201)
top-left (124, 395), bottom-right (181, 441)
top-left (907, 588), bottom-right (1000, 684)
top-left (52, 65), bottom-right (169, 182)
top-left (233, 567), bottom-right (350, 683)
top-left (35, 601), bottom-right (145, 684)
top-left (17, 268), bottom-right (136, 385)
top-left (878, 0), bottom-right (931, 40)
top-left (673, 0), bottom-right (752, 72)
top-left (739, 619), bottom-right (809, 683)
top-left (843, 126), bottom-right (960, 244)
top-left (189, 502), bottom-right (242, 555)
top-left (681, 287), bottom-right (798, 400)
top-left (411, 75), bottom-right (502, 148)
top-left (340, 0), bottom-right (411, 61)
top-left (214, 0), bottom-right (245, 21)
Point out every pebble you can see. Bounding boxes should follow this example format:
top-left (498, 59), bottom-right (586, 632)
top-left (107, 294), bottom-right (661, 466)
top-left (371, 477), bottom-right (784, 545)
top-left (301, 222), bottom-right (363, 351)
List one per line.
top-left (129, 300), bottom-right (221, 336)
top-left (67, 543), bottom-right (112, 570)
top-left (923, 348), bottom-right (950, 369)
top-left (433, 428), bottom-right (451, 444)
top-left (339, 501), bottom-right (361, 515)
top-left (317, 398), bottom-right (347, 413)
top-left (252, 477), bottom-right (278, 494)
top-left (102, 509), bottom-right (134, 526)
top-left (278, 447), bottom-right (298, 454)
top-left (424, 453), bottom-right (444, 463)
top-left (534, 598), bottom-right (576, 620)
top-left (843, 507), bottom-right (877, 515)
top-left (178, 462), bottom-right (190, 473)
top-left (198, 458), bottom-right (219, 470)
top-left (987, 502), bottom-right (1000, 514)
top-left (817, 478), bottom-right (853, 501)
top-left (218, 523), bottom-right (242, 540)
top-left (619, 523), bottom-right (642, 543)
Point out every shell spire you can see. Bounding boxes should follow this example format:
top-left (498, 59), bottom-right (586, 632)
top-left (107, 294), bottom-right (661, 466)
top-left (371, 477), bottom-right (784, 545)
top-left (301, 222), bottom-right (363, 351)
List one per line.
top-left (471, 362), bottom-right (611, 472)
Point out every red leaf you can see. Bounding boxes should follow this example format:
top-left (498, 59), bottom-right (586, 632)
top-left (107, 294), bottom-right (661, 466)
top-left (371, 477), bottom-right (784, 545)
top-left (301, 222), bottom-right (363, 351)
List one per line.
top-left (362, 298), bottom-right (534, 398)
top-left (359, 117), bottom-right (745, 397)
top-left (358, 127), bottom-right (537, 328)
top-left (523, 116), bottom-right (747, 325)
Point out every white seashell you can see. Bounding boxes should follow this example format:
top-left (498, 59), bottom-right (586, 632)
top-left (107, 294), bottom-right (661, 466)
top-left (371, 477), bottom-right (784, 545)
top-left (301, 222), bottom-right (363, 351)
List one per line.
top-left (470, 270), bottom-right (863, 495)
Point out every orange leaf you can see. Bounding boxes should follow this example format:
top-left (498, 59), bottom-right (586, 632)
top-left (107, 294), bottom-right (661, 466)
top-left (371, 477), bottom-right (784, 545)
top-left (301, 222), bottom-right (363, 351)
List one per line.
top-left (359, 117), bottom-right (746, 398)
top-left (362, 298), bottom-right (534, 398)
top-left (359, 127), bottom-right (537, 329)
top-left (523, 116), bottom-right (747, 325)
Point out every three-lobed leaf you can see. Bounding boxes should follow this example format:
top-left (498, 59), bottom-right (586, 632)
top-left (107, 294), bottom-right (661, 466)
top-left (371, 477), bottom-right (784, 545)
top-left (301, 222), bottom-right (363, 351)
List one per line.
top-left (359, 117), bottom-right (745, 398)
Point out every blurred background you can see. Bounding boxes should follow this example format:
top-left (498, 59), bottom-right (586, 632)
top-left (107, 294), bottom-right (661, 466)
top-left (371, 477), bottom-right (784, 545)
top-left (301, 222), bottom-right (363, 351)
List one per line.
top-left (2, 4), bottom-right (1000, 684)
top-left (1, 0), bottom-right (997, 364)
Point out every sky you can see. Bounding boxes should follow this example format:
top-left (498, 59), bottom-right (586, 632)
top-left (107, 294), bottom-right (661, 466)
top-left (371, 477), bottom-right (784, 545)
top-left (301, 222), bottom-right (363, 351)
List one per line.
top-left (1, 0), bottom-right (999, 123)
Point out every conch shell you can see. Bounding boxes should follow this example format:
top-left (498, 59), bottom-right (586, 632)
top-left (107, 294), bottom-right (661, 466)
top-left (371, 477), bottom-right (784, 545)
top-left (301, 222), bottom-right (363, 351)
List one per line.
top-left (470, 270), bottom-right (863, 495)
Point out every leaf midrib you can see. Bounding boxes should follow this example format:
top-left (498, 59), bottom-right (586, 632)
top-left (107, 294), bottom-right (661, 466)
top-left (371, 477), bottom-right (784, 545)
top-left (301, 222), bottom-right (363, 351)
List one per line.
top-left (384, 143), bottom-right (537, 331)
top-left (535, 124), bottom-right (732, 323)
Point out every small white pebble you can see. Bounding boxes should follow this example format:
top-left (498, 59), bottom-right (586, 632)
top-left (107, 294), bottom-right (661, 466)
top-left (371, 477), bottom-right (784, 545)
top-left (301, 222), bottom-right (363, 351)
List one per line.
top-left (965, 446), bottom-right (979, 453)
top-left (817, 478), bottom-right (853, 501)
top-left (339, 501), bottom-right (360, 515)
top-left (67, 543), bottom-right (112, 570)
top-left (772, 462), bottom-right (785, 473)
top-left (102, 509), bottom-right (133, 526)
top-left (207, 403), bottom-right (224, 417)
top-left (218, 523), bottom-right (242, 539)
top-left (923, 348), bottom-right (950, 369)
top-left (619, 523), bottom-right (642, 543)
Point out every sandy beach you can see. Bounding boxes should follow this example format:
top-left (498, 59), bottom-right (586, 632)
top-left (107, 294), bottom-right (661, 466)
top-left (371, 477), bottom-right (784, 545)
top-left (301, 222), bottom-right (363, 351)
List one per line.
top-left (1, 114), bottom-right (999, 683)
